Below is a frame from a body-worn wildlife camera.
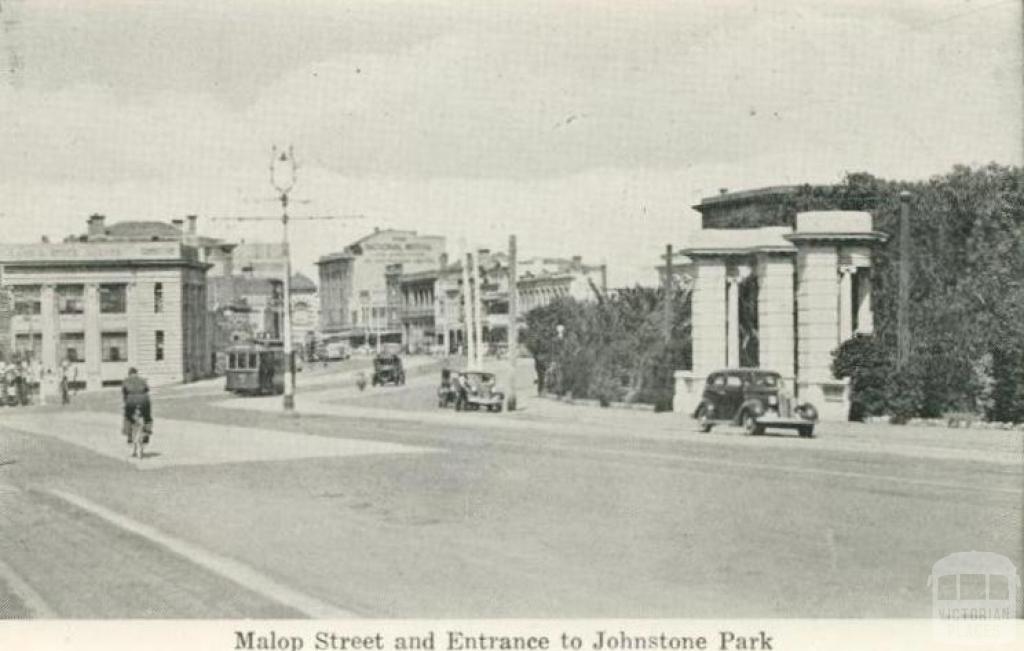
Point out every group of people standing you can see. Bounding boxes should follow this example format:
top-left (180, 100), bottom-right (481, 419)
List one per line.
top-left (0, 357), bottom-right (78, 407)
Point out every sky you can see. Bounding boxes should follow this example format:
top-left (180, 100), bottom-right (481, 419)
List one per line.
top-left (0, 0), bottom-right (1020, 285)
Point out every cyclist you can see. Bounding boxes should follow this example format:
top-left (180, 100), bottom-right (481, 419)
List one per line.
top-left (121, 367), bottom-right (153, 442)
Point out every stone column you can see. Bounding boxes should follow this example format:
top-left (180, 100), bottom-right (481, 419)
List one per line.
top-left (756, 254), bottom-right (795, 382)
top-left (84, 283), bottom-right (102, 389)
top-left (796, 244), bottom-right (845, 420)
top-left (676, 257), bottom-right (727, 414)
top-left (726, 275), bottom-right (741, 368)
top-left (838, 265), bottom-right (855, 343)
top-left (855, 268), bottom-right (873, 334)
top-left (40, 284), bottom-right (58, 372)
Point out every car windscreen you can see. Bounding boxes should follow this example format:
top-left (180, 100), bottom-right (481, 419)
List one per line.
top-left (751, 374), bottom-right (781, 387)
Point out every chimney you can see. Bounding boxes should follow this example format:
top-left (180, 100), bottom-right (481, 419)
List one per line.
top-left (87, 214), bottom-right (106, 238)
top-left (171, 218), bottom-right (184, 235)
top-left (719, 187), bottom-right (729, 195)
top-left (439, 253), bottom-right (449, 269)
top-left (187, 214), bottom-right (197, 235)
top-left (572, 255), bottom-right (583, 270)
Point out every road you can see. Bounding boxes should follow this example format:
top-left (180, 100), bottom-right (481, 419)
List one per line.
top-left (0, 357), bottom-right (1021, 618)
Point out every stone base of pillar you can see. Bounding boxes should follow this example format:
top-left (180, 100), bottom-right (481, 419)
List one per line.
top-left (673, 370), bottom-right (703, 416)
top-left (797, 379), bottom-right (849, 422)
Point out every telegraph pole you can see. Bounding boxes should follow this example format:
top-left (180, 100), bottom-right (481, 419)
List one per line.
top-left (897, 190), bottom-right (912, 370)
top-left (506, 235), bottom-right (518, 411)
top-left (664, 244), bottom-right (673, 343)
top-left (472, 249), bottom-right (485, 369)
top-left (461, 246), bottom-right (475, 369)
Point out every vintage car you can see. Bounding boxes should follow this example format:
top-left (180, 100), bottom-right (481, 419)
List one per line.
top-left (692, 369), bottom-right (818, 437)
top-left (449, 370), bottom-right (505, 412)
top-left (371, 353), bottom-right (406, 386)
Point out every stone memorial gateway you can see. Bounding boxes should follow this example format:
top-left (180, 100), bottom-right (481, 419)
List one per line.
top-left (673, 210), bottom-right (888, 421)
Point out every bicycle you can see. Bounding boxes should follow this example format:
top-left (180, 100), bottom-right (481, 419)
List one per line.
top-left (127, 406), bottom-right (147, 459)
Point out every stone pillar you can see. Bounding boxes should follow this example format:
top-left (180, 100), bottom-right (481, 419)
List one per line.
top-left (756, 254), bottom-right (795, 383)
top-left (675, 257), bottom-right (727, 414)
top-left (84, 283), bottom-right (102, 389)
top-left (39, 284), bottom-right (58, 373)
top-left (796, 244), bottom-right (847, 420)
top-left (856, 269), bottom-right (873, 334)
top-left (838, 265), bottom-right (855, 343)
top-left (726, 275), bottom-right (741, 368)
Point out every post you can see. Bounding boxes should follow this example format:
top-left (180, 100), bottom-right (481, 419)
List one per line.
top-left (507, 235), bottom-right (518, 411)
top-left (472, 249), bottom-right (484, 369)
top-left (897, 191), bottom-right (912, 370)
top-left (462, 249), bottom-right (475, 368)
top-left (281, 197), bottom-right (295, 411)
top-left (664, 244), bottom-right (673, 343)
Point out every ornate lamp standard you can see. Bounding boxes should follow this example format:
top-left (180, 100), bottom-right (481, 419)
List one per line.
top-left (270, 146), bottom-right (297, 411)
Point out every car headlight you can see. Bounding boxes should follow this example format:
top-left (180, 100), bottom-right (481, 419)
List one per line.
top-left (767, 395), bottom-right (778, 406)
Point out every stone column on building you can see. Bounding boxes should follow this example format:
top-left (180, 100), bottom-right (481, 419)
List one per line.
top-left (756, 253), bottom-right (796, 382)
top-left (795, 243), bottom-right (843, 419)
top-left (838, 265), bottom-right (855, 343)
top-left (126, 282), bottom-right (139, 366)
top-left (855, 268), bottom-right (873, 334)
top-left (674, 256), bottom-right (728, 415)
top-left (84, 283), bottom-right (102, 389)
top-left (39, 284), bottom-right (58, 373)
top-left (726, 274), bottom-right (741, 368)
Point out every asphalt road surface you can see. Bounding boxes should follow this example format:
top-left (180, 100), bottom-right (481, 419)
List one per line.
top-left (0, 358), bottom-right (1020, 618)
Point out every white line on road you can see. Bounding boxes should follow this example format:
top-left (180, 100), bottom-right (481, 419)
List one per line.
top-left (0, 552), bottom-right (56, 618)
top-left (47, 489), bottom-right (357, 619)
top-left (542, 443), bottom-right (1024, 496)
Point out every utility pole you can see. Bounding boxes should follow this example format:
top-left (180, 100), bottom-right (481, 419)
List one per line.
top-left (461, 246), bottom-right (475, 369)
top-left (506, 235), bottom-right (518, 411)
top-left (897, 190), bottom-right (912, 370)
top-left (211, 146), bottom-right (365, 412)
top-left (472, 249), bottom-right (485, 369)
top-left (664, 244), bottom-right (673, 343)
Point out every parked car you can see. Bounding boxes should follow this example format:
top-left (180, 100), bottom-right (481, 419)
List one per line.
top-left (692, 369), bottom-right (818, 437)
top-left (324, 341), bottom-right (351, 361)
top-left (371, 353), bottom-right (406, 386)
top-left (449, 370), bottom-right (505, 412)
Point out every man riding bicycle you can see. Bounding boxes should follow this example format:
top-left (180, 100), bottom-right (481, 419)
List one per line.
top-left (122, 367), bottom-right (153, 442)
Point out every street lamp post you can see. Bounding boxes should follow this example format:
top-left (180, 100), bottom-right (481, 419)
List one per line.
top-left (271, 146), bottom-right (297, 412)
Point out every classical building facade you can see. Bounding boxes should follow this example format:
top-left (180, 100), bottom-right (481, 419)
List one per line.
top-left (0, 215), bottom-right (212, 388)
top-left (317, 228), bottom-right (445, 346)
top-left (672, 209), bottom-right (887, 421)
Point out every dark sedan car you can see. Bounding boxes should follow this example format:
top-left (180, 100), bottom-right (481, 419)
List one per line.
top-left (692, 369), bottom-right (818, 437)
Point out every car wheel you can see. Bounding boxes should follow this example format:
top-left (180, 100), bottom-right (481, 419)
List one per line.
top-left (743, 411), bottom-right (764, 436)
top-left (495, 403), bottom-right (503, 413)
top-left (696, 405), bottom-right (713, 433)
top-left (798, 425), bottom-right (814, 438)
top-left (455, 397), bottom-right (464, 412)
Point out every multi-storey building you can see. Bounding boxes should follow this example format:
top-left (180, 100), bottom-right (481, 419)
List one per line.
top-left (0, 214), bottom-right (212, 387)
top-left (317, 228), bottom-right (445, 347)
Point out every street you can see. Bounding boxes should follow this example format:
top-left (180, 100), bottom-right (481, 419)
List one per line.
top-left (0, 358), bottom-right (1021, 618)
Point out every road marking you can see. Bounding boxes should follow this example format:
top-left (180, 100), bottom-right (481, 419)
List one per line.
top-left (47, 489), bottom-right (357, 619)
top-left (0, 553), bottom-right (56, 618)
top-left (539, 443), bottom-right (1024, 496)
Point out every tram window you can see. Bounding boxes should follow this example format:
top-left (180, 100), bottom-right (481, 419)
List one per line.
top-left (990, 574), bottom-right (1009, 600)
top-left (937, 575), bottom-right (958, 600)
top-left (249, 352), bottom-right (258, 368)
top-left (237, 353), bottom-right (247, 370)
top-left (228, 353), bottom-right (237, 369)
top-left (960, 574), bottom-right (986, 600)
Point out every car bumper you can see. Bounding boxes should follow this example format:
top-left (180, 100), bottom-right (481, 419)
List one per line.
top-left (754, 413), bottom-right (814, 427)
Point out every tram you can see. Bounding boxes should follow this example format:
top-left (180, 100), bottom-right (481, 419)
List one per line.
top-left (224, 342), bottom-right (286, 395)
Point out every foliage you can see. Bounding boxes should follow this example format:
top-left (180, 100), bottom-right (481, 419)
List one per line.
top-left (521, 285), bottom-right (691, 406)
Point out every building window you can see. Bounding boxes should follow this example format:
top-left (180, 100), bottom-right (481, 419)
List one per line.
top-left (154, 283), bottom-right (164, 313)
top-left (12, 286), bottom-right (41, 315)
top-left (56, 285), bottom-right (84, 315)
top-left (102, 332), bottom-right (128, 362)
top-left (155, 330), bottom-right (165, 361)
top-left (59, 332), bottom-right (85, 362)
top-left (14, 333), bottom-right (42, 360)
top-left (99, 284), bottom-right (127, 314)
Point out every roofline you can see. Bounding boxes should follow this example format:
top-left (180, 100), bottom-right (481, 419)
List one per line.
top-left (783, 232), bottom-right (889, 244)
top-left (1, 259), bottom-right (213, 271)
top-left (692, 185), bottom-right (803, 212)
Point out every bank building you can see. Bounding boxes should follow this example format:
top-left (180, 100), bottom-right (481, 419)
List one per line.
top-left (670, 187), bottom-right (889, 421)
top-left (0, 214), bottom-right (218, 388)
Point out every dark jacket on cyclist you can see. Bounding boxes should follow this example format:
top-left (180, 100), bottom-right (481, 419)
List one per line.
top-left (122, 368), bottom-right (153, 428)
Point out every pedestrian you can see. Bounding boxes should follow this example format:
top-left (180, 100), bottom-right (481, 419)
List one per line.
top-left (59, 357), bottom-right (78, 405)
top-left (534, 355), bottom-right (547, 396)
top-left (122, 367), bottom-right (153, 441)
